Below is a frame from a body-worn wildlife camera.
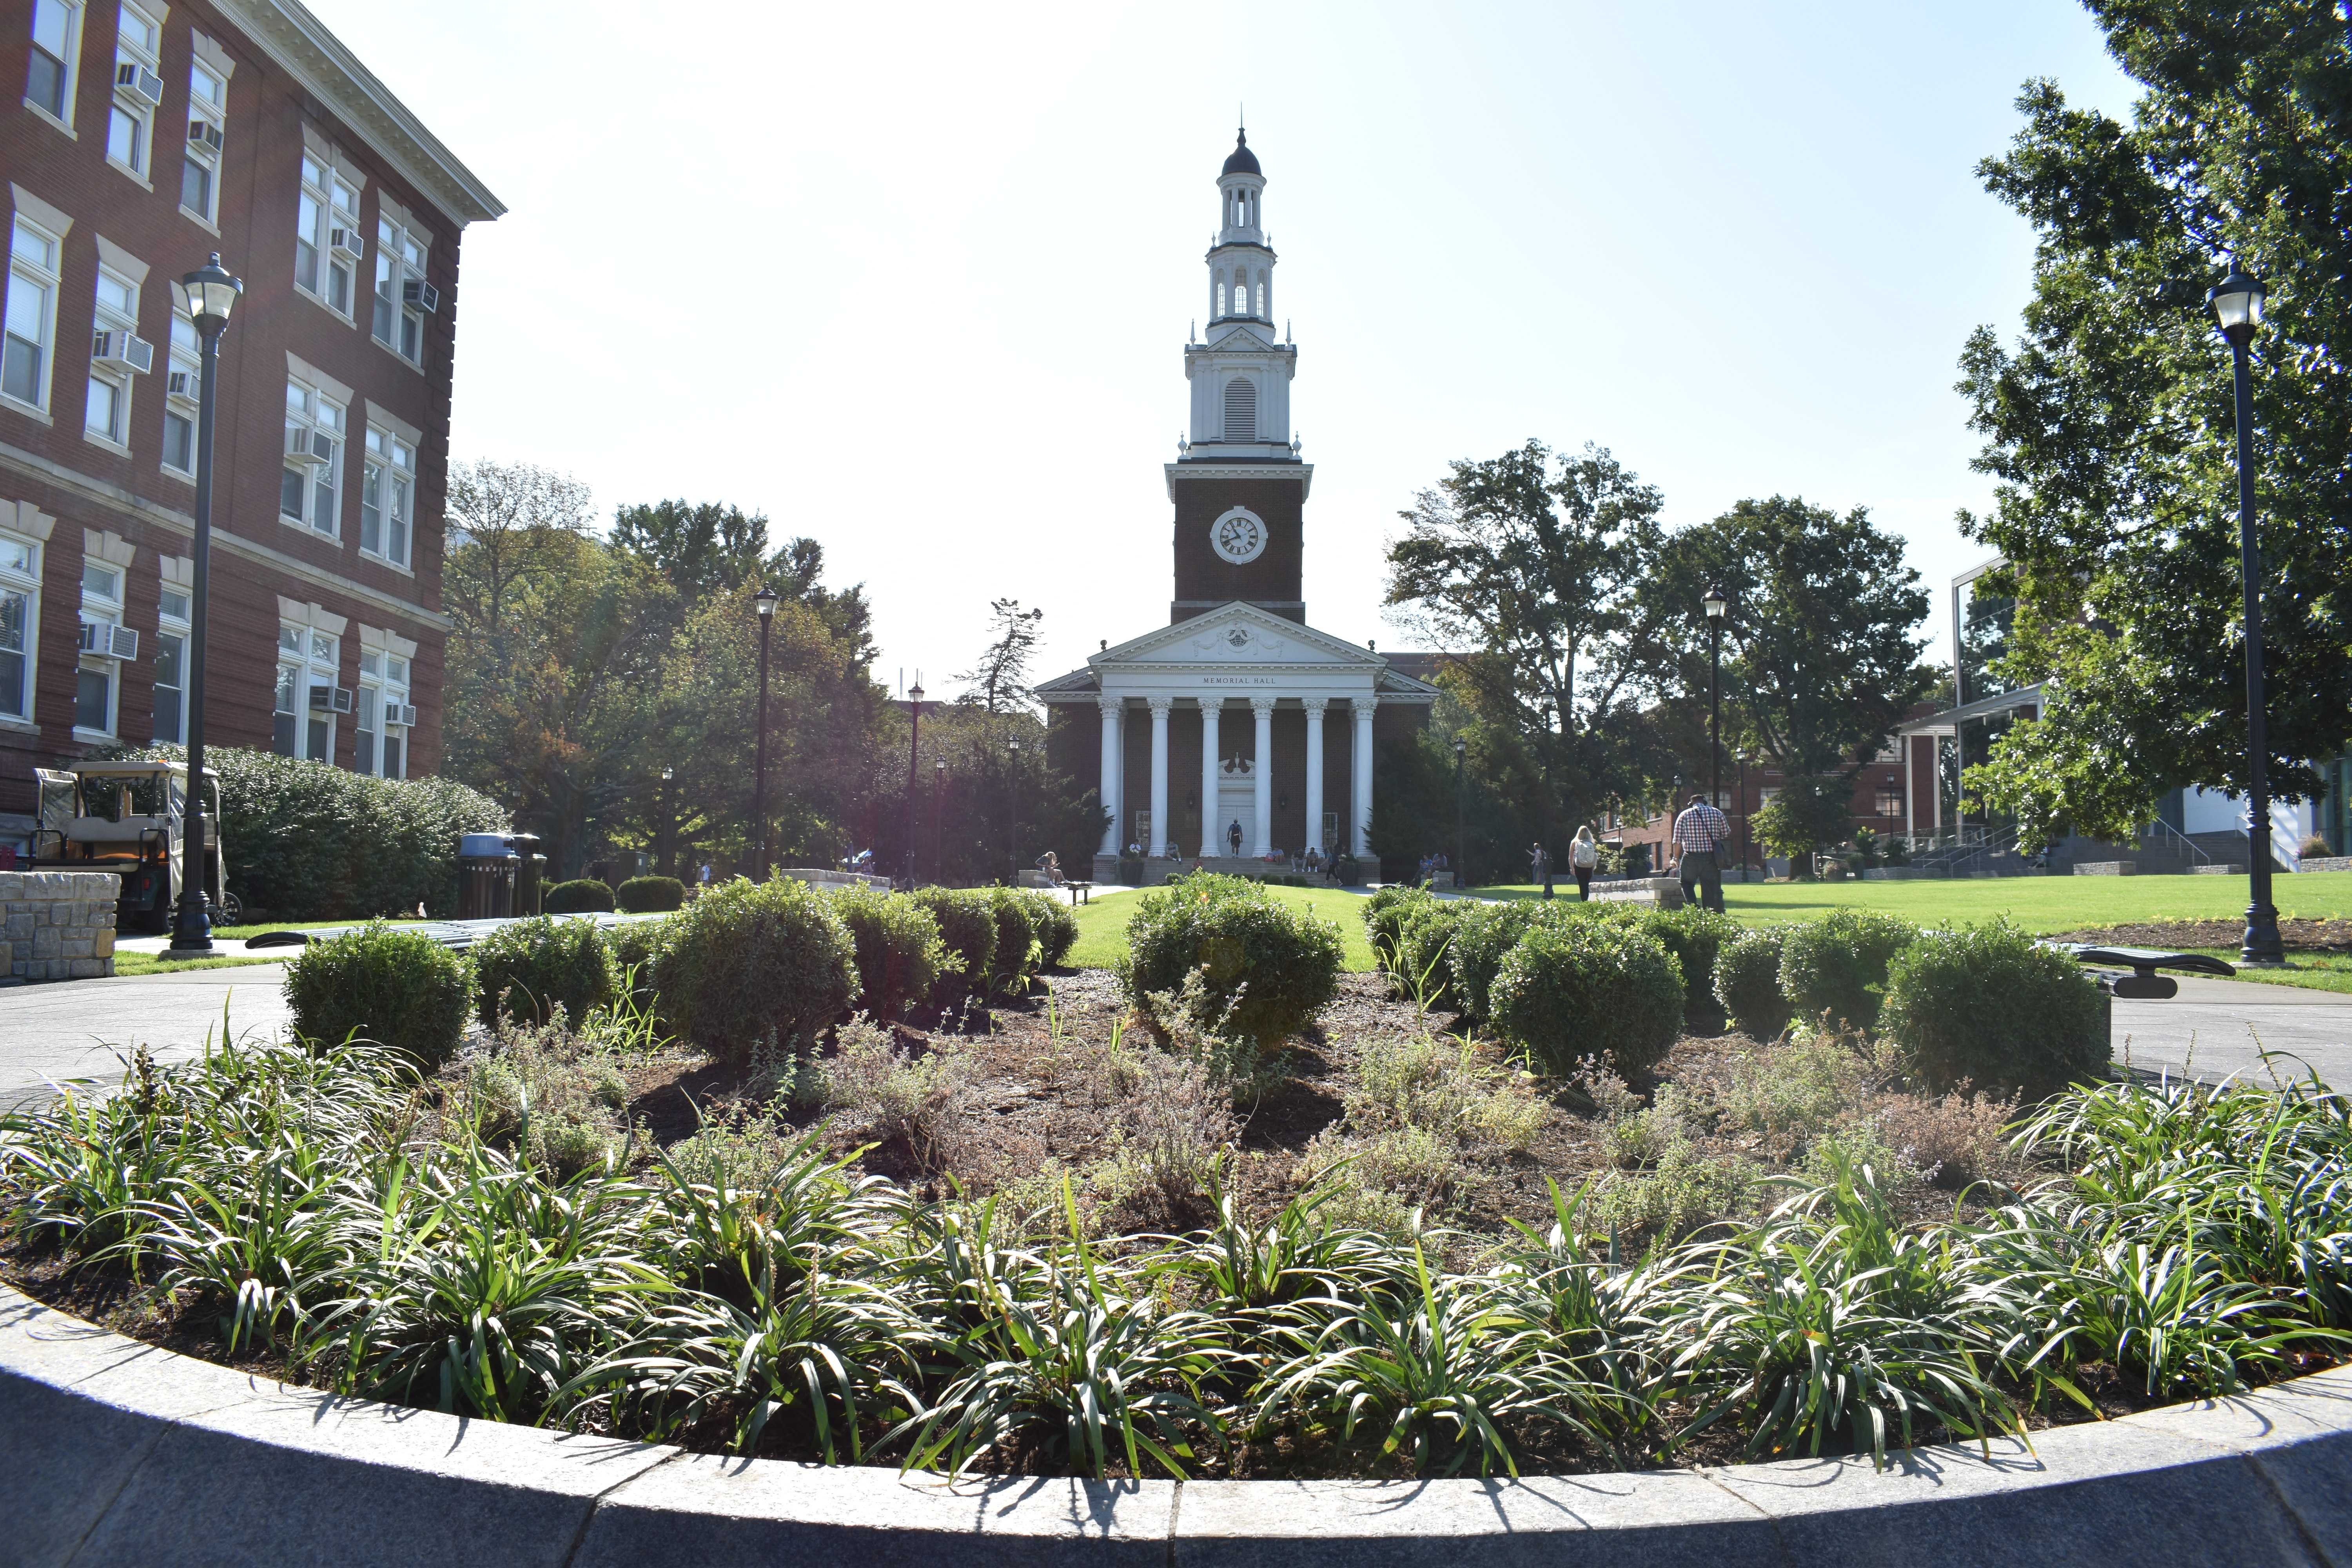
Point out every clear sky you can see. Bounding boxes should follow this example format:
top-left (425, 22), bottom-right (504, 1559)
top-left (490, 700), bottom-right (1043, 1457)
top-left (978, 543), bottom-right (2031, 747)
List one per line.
top-left (309, 0), bottom-right (2138, 693)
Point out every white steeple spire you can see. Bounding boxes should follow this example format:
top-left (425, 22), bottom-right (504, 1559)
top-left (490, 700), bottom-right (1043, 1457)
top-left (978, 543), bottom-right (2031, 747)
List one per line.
top-left (1183, 127), bottom-right (1297, 459)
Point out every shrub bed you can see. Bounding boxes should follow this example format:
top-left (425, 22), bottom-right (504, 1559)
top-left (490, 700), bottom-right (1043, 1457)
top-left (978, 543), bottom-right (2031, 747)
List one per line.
top-left (282, 921), bottom-right (472, 1067)
top-left (909, 887), bottom-right (996, 1003)
top-left (1490, 918), bottom-right (1685, 1076)
top-left (615, 876), bottom-right (686, 913)
top-left (1120, 873), bottom-right (1344, 1044)
top-left (1362, 886), bottom-right (1436, 973)
top-left (543, 878), bottom-right (617, 915)
top-left (1023, 891), bottom-right (1080, 969)
top-left (469, 916), bottom-right (619, 1029)
top-left (1446, 900), bottom-right (1550, 1024)
top-left (652, 877), bottom-right (858, 1060)
top-left (1636, 906), bottom-right (1740, 1019)
top-left (831, 887), bottom-right (947, 1020)
top-left (1880, 922), bottom-right (2110, 1101)
top-left (1778, 908), bottom-right (1918, 1031)
top-left (1713, 926), bottom-right (1793, 1041)
top-left (985, 887), bottom-right (1042, 993)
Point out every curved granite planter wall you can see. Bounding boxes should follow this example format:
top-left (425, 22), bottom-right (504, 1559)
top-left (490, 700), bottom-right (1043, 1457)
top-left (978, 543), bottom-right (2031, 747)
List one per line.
top-left (5, 1285), bottom-right (2348, 1568)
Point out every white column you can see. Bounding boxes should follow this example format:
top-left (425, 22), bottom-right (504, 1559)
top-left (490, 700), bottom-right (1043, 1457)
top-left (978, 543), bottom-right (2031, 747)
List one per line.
top-left (1147, 697), bottom-right (1172, 858)
top-left (1303, 698), bottom-right (1327, 854)
top-left (1352, 695), bottom-right (1377, 857)
top-left (1251, 696), bottom-right (1276, 857)
top-left (1198, 697), bottom-right (1223, 858)
top-left (1097, 697), bottom-right (1123, 856)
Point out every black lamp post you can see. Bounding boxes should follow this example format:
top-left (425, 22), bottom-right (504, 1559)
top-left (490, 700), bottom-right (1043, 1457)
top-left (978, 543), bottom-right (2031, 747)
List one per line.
top-left (2209, 265), bottom-right (2284, 966)
top-left (1452, 737), bottom-right (1467, 889)
top-left (931, 759), bottom-right (946, 884)
top-left (751, 586), bottom-right (777, 881)
top-left (901, 682), bottom-right (924, 888)
top-left (1703, 587), bottom-right (1727, 815)
top-left (1007, 738), bottom-right (1024, 883)
top-left (167, 254), bottom-right (242, 957)
top-left (658, 766), bottom-right (675, 880)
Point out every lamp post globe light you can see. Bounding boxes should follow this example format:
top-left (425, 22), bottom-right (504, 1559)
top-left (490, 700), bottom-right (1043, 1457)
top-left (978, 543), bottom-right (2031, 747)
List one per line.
top-left (2208, 265), bottom-right (2284, 967)
top-left (1702, 586), bottom-right (1727, 822)
top-left (166, 254), bottom-right (243, 957)
top-left (901, 681), bottom-right (924, 889)
top-left (751, 587), bottom-right (777, 882)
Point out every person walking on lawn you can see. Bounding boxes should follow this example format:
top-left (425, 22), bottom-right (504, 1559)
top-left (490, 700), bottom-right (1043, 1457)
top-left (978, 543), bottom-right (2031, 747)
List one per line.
top-left (1671, 793), bottom-right (1731, 913)
top-left (1530, 841), bottom-right (1553, 899)
top-left (1570, 825), bottom-right (1598, 900)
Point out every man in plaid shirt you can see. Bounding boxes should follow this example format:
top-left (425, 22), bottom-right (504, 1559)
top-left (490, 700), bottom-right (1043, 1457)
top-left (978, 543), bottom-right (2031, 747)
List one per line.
top-left (1670, 793), bottom-right (1731, 913)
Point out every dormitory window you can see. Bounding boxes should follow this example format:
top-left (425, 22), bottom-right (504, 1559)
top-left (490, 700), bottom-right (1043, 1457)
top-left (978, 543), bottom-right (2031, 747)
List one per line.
top-left (357, 648), bottom-right (409, 778)
top-left (360, 428), bottom-right (414, 566)
top-left (4, 218), bottom-right (63, 412)
top-left (281, 378), bottom-right (343, 535)
top-left (152, 585), bottom-right (187, 743)
top-left (26, 0), bottom-right (83, 123)
top-left (372, 215), bottom-right (428, 365)
top-left (1222, 377), bottom-right (1256, 442)
top-left (181, 62), bottom-right (228, 225)
top-left (85, 265), bottom-right (142, 447)
top-left (161, 314), bottom-right (197, 475)
top-left (295, 154), bottom-right (361, 313)
top-left (76, 559), bottom-right (123, 735)
top-left (108, 2), bottom-right (163, 180)
top-left (0, 534), bottom-right (39, 720)
top-left (274, 625), bottom-right (339, 760)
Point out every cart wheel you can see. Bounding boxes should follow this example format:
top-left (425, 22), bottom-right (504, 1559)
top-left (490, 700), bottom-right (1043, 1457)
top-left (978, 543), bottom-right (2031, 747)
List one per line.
top-left (218, 891), bottom-right (243, 925)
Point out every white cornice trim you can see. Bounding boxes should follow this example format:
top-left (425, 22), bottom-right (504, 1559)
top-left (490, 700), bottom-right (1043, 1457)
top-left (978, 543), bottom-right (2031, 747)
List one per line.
top-left (1165, 462), bottom-right (1312, 501)
top-left (212, 0), bottom-right (505, 227)
top-left (0, 439), bottom-right (451, 631)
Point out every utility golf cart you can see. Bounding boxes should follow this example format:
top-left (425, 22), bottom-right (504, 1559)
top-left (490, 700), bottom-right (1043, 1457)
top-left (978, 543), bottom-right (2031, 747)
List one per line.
top-left (29, 760), bottom-right (238, 935)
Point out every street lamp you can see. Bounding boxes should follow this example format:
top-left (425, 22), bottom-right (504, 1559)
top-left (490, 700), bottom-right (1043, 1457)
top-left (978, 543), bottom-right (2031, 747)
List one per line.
top-left (901, 681), bottom-right (924, 889)
top-left (658, 766), bottom-right (675, 880)
top-left (931, 759), bottom-right (947, 884)
top-left (2209, 265), bottom-right (2283, 966)
top-left (1452, 737), bottom-right (1467, 889)
top-left (751, 586), bottom-right (777, 881)
top-left (167, 254), bottom-right (242, 957)
top-left (1007, 738), bottom-right (1024, 883)
top-left (1703, 587), bottom-right (1727, 821)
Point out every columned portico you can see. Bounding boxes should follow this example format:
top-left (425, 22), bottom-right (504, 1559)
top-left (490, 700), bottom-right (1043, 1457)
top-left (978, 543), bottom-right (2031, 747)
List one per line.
top-left (1147, 697), bottom-right (1173, 858)
top-left (1352, 694), bottom-right (1377, 857)
top-left (1198, 698), bottom-right (1223, 858)
top-left (1304, 698), bottom-right (1327, 854)
top-left (1098, 697), bottom-right (1123, 856)
top-left (1250, 697), bottom-right (1276, 856)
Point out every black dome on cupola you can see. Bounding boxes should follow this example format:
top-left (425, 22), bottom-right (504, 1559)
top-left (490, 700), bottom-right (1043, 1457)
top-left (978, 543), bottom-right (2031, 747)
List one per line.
top-left (1221, 129), bottom-right (1261, 176)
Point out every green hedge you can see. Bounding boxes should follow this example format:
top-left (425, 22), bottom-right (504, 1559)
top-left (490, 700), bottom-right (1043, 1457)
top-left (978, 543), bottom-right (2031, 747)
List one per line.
top-left (615, 876), bottom-right (685, 913)
top-left (543, 878), bottom-right (616, 915)
top-left (1362, 886), bottom-right (1436, 973)
top-left (985, 887), bottom-right (1041, 992)
top-left (470, 916), bottom-right (618, 1029)
top-left (1637, 906), bottom-right (1742, 1017)
top-left (1392, 900), bottom-right (1471, 1010)
top-left (1447, 900), bottom-right (1550, 1024)
top-left (104, 744), bottom-right (507, 922)
top-left (1881, 922), bottom-right (2109, 1101)
top-left (652, 877), bottom-right (858, 1062)
top-left (1023, 891), bottom-right (1080, 968)
top-left (832, 887), bottom-right (947, 1020)
top-left (1120, 873), bottom-right (1344, 1044)
top-left (283, 921), bottom-right (472, 1067)
top-left (909, 887), bottom-right (997, 1003)
top-left (1714, 926), bottom-right (1794, 1041)
top-left (1779, 909), bottom-right (1919, 1032)
top-left (605, 917), bottom-right (671, 1016)
top-left (1490, 919), bottom-right (1685, 1077)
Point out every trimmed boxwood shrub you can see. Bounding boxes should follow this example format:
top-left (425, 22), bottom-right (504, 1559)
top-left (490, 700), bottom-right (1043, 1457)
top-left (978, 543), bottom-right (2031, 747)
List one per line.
top-left (652, 877), bottom-right (858, 1061)
top-left (605, 917), bottom-right (671, 1016)
top-left (284, 920), bottom-right (472, 1067)
top-left (543, 878), bottom-right (617, 915)
top-left (1714, 926), bottom-right (1794, 1041)
top-left (909, 887), bottom-right (996, 1002)
top-left (1362, 886), bottom-right (1436, 973)
top-left (101, 744), bottom-right (508, 921)
top-left (1120, 873), bottom-right (1344, 1044)
top-left (1022, 891), bottom-right (1080, 968)
top-left (984, 887), bottom-right (1042, 992)
top-left (1447, 900), bottom-right (1550, 1024)
top-left (1881, 922), bottom-right (2109, 1101)
top-left (470, 915), bottom-right (619, 1028)
top-left (1490, 919), bottom-right (1685, 1076)
top-left (1778, 908), bottom-right (1919, 1032)
top-left (832, 887), bottom-right (947, 1020)
top-left (1392, 900), bottom-right (1472, 1010)
top-left (615, 876), bottom-right (685, 913)
top-left (1636, 906), bottom-right (1742, 1018)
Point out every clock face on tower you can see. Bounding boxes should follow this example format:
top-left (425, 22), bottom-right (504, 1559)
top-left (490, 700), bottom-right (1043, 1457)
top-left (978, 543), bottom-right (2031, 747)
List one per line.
top-left (1211, 506), bottom-right (1268, 564)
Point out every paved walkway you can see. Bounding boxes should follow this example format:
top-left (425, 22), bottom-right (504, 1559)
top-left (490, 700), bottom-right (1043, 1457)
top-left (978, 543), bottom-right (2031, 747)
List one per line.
top-left (2112, 976), bottom-right (2352, 1087)
top-left (1, 963), bottom-right (291, 1112)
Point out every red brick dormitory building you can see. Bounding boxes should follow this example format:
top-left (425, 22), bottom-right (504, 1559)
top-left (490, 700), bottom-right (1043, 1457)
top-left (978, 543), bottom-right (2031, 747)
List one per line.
top-left (2, 0), bottom-right (501, 848)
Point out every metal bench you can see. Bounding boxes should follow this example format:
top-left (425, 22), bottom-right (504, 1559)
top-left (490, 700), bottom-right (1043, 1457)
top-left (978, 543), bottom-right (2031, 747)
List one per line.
top-left (2049, 944), bottom-right (2237, 999)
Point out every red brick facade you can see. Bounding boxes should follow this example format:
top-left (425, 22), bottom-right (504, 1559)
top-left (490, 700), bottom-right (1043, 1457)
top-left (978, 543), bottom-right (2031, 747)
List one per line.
top-left (1, 0), bottom-right (499, 838)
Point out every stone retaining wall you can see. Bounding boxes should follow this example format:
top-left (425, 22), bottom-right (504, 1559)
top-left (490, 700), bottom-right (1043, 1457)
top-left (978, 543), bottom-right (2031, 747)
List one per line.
top-left (0, 869), bottom-right (119, 982)
top-left (5, 1285), bottom-right (2348, 1566)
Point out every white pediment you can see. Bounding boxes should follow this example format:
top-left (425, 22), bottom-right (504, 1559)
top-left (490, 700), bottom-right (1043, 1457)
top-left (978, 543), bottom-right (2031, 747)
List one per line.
top-left (1091, 602), bottom-right (1383, 671)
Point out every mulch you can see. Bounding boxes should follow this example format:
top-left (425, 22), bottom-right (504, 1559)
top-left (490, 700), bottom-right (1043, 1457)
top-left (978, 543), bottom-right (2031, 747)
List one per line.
top-left (2043, 918), bottom-right (2352, 955)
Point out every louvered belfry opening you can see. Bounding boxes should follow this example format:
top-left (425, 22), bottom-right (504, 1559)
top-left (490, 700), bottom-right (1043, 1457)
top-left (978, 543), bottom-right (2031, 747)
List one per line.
top-left (1223, 377), bottom-right (1256, 442)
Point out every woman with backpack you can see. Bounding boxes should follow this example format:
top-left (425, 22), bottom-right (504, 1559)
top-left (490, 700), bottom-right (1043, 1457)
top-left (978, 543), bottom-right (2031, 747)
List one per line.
top-left (1570, 824), bottom-right (1599, 900)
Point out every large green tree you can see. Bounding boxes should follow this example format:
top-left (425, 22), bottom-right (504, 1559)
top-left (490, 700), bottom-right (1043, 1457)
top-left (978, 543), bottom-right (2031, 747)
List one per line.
top-left (1955, 4), bottom-right (2352, 847)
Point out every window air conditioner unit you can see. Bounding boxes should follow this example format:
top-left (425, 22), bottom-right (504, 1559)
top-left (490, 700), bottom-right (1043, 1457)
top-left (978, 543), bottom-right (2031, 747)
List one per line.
top-left (166, 369), bottom-right (198, 403)
top-left (79, 623), bottom-right (139, 660)
top-left (384, 701), bottom-right (418, 728)
top-left (91, 330), bottom-right (156, 374)
top-left (187, 119), bottom-right (225, 155)
top-left (403, 279), bottom-right (440, 314)
top-left (285, 424), bottom-right (332, 466)
top-left (115, 62), bottom-right (165, 108)
top-left (328, 226), bottom-right (366, 263)
top-left (309, 684), bottom-right (354, 714)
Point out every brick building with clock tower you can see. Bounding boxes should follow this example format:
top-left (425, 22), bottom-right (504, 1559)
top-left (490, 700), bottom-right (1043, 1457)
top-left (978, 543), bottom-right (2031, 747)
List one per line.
top-left (1038, 129), bottom-right (1438, 877)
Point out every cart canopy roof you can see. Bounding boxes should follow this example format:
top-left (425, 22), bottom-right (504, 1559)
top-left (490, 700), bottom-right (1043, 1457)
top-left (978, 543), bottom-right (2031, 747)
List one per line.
top-left (62, 759), bottom-right (217, 780)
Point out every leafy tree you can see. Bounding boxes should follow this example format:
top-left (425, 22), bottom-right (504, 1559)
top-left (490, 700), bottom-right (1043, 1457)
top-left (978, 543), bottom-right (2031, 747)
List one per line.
top-left (956, 598), bottom-right (1045, 715)
top-left (1954, 6), bottom-right (2352, 846)
top-left (1749, 776), bottom-right (1852, 875)
top-left (444, 460), bottom-right (595, 642)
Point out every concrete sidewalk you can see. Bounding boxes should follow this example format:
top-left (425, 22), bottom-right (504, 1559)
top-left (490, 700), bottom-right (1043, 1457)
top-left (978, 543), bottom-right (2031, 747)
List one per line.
top-left (0, 964), bottom-right (290, 1111)
top-left (2111, 976), bottom-right (2352, 1086)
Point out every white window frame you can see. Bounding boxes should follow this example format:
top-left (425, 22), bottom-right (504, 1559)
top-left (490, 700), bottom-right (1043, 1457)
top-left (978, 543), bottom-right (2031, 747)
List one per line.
top-left (74, 556), bottom-right (123, 739)
top-left (160, 309), bottom-right (197, 478)
top-left (106, 1), bottom-right (162, 186)
top-left (84, 262), bottom-right (140, 451)
top-left (379, 651), bottom-right (409, 778)
top-left (5, 216), bottom-right (65, 417)
top-left (281, 376), bottom-right (344, 537)
top-left (25, 0), bottom-right (87, 135)
top-left (371, 212), bottom-right (429, 368)
top-left (152, 580), bottom-right (187, 743)
top-left (274, 622), bottom-right (341, 762)
top-left (180, 58), bottom-right (227, 227)
top-left (294, 152), bottom-right (361, 319)
top-left (359, 424), bottom-right (414, 568)
top-left (0, 530), bottom-right (41, 725)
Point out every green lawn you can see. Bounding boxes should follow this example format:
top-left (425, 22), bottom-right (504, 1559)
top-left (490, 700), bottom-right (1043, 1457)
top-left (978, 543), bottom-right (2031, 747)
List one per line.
top-left (113, 951), bottom-right (287, 977)
top-left (1470, 871), bottom-right (2352, 934)
top-left (2178, 949), bottom-right (2352, 995)
top-left (1065, 884), bottom-right (1381, 973)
